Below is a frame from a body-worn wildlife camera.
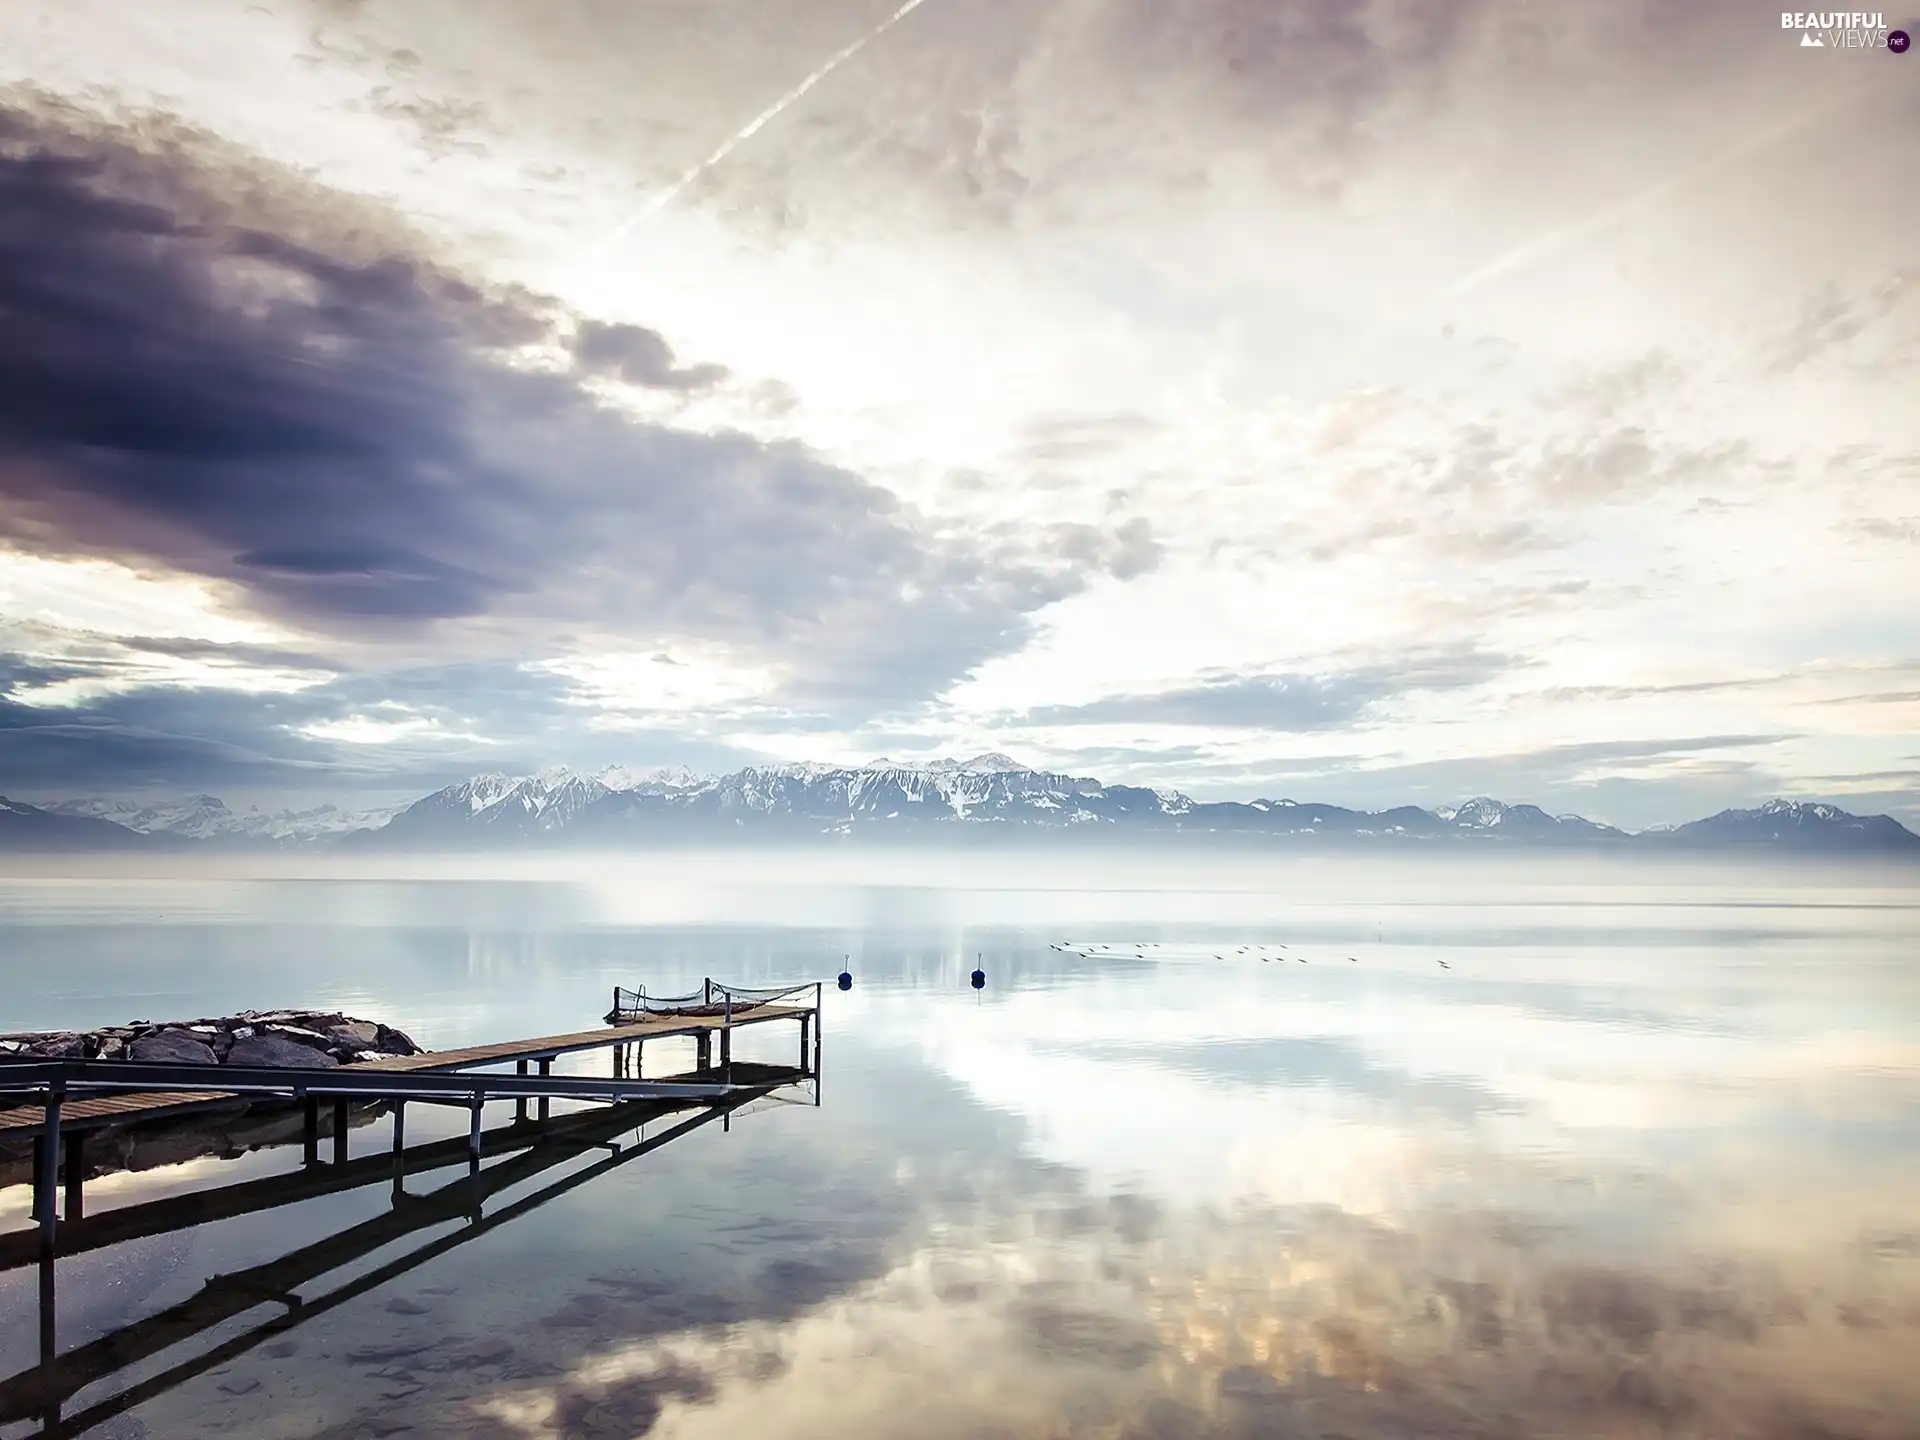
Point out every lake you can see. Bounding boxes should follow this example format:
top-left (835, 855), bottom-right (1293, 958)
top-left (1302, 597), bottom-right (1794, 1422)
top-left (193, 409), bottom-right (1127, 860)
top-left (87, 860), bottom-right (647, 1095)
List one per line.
top-left (1, 849), bottom-right (1917, 1439)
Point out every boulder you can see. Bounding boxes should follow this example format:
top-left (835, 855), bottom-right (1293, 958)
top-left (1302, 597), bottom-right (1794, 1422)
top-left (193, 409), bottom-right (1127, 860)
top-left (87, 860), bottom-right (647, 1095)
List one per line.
top-left (227, 1033), bottom-right (339, 1069)
top-left (263, 1024), bottom-right (335, 1051)
top-left (129, 1030), bottom-right (218, 1065)
top-left (25, 1034), bottom-right (85, 1059)
top-left (376, 1025), bottom-right (422, 1055)
top-left (329, 1021), bottom-right (382, 1047)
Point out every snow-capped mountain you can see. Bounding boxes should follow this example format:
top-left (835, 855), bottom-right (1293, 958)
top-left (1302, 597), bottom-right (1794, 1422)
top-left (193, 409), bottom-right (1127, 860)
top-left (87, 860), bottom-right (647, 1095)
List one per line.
top-left (375, 766), bottom-right (613, 843)
top-left (592, 763), bottom-right (700, 792)
top-left (1437, 797), bottom-right (1626, 840)
top-left (0, 797), bottom-right (164, 850)
top-left (1658, 799), bottom-right (1920, 851)
top-left (24, 764), bottom-right (1920, 853)
top-left (47, 795), bottom-right (400, 843)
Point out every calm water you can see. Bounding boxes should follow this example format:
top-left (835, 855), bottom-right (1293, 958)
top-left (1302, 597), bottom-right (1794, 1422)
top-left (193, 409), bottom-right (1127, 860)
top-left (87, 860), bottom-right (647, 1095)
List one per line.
top-left (1, 850), bottom-right (1917, 1440)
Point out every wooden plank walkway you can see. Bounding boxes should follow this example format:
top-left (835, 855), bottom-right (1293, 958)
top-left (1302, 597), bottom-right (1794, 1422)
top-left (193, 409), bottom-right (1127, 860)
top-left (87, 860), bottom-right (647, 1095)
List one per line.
top-left (0, 1002), bottom-right (811, 1138)
top-left (0, 1091), bottom-right (247, 1137)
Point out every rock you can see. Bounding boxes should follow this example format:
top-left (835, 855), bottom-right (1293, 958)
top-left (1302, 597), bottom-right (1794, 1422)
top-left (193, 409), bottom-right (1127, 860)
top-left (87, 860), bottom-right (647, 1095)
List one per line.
top-left (329, 1021), bottom-right (382, 1047)
top-left (362, 1419), bottom-right (414, 1437)
top-left (227, 1033), bottom-right (339, 1068)
top-left (25, 1034), bottom-right (85, 1059)
top-left (98, 1037), bottom-right (126, 1059)
top-left (129, 1030), bottom-right (219, 1065)
top-left (216, 1376), bottom-right (260, 1395)
top-left (384, 1297), bottom-right (430, 1315)
top-left (263, 1023), bottom-right (335, 1049)
top-left (377, 1025), bottom-right (421, 1055)
top-left (467, 1338), bottom-right (513, 1364)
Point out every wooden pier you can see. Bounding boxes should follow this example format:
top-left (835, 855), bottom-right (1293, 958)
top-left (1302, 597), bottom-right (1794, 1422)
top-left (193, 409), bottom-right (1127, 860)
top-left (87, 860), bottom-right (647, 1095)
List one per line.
top-left (0, 1071), bottom-right (813, 1438)
top-left (0, 979), bottom-right (823, 1262)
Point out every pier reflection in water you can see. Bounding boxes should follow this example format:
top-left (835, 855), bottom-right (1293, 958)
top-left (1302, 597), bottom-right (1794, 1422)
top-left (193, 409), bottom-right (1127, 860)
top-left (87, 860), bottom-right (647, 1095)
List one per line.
top-left (1, 1061), bottom-right (816, 1440)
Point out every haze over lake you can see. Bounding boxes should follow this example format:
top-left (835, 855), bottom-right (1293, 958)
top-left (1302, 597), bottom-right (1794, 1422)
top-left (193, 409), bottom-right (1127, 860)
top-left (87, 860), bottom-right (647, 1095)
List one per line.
top-left (1, 850), bottom-right (1916, 1438)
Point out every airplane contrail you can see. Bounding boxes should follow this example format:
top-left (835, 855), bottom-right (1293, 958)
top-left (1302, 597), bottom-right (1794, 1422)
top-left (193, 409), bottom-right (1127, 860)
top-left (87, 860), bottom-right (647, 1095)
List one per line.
top-left (592, 0), bottom-right (938, 257)
top-left (1437, 86), bottom-right (1874, 303)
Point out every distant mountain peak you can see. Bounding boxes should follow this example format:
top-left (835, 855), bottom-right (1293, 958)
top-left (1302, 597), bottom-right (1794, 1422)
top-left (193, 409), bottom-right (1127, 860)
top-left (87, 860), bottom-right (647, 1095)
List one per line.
top-left (596, 763), bottom-right (701, 791)
top-left (926, 752), bottom-right (1032, 774)
top-left (28, 768), bottom-right (1919, 855)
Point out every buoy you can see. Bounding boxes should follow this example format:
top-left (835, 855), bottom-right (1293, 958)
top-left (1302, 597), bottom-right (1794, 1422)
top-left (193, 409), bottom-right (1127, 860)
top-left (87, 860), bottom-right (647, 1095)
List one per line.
top-left (970, 953), bottom-right (986, 990)
top-left (838, 955), bottom-right (853, 990)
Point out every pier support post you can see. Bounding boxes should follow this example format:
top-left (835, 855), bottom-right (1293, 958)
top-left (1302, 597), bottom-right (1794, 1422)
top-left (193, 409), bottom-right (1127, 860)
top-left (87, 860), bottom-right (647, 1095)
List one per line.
top-left (799, 1014), bottom-right (810, 1071)
top-left (39, 1248), bottom-right (56, 1421)
top-left (537, 1058), bottom-right (551, 1121)
top-left (633, 1039), bottom-right (643, 1080)
top-left (332, 1098), bottom-right (348, 1165)
top-left (63, 1129), bottom-right (86, 1223)
top-left (302, 1095), bottom-right (319, 1166)
top-left (468, 1096), bottom-right (485, 1170)
top-left (390, 1101), bottom-right (406, 1200)
top-left (35, 1087), bottom-right (62, 1255)
top-left (696, 1032), bottom-right (711, 1072)
top-left (515, 1059), bottom-right (528, 1123)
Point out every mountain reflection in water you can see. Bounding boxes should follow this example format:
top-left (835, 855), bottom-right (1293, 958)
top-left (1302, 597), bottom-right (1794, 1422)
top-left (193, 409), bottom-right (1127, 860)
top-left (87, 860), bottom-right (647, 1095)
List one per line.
top-left (0, 852), bottom-right (1915, 1439)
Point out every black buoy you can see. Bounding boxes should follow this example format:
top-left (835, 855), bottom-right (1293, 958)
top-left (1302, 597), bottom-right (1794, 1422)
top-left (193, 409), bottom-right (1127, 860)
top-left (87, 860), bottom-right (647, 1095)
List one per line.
top-left (838, 955), bottom-right (853, 991)
top-left (970, 953), bottom-right (986, 990)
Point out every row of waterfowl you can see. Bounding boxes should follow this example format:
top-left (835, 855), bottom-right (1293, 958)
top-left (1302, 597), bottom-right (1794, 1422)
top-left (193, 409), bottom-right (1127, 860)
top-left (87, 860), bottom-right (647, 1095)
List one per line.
top-left (1051, 940), bottom-right (1451, 970)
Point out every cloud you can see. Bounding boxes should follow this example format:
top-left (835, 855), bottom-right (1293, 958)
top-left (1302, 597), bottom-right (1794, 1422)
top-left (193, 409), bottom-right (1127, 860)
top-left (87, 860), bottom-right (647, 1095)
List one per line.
top-left (572, 321), bottom-right (730, 391)
top-left (0, 99), bottom-right (1144, 719)
top-left (1020, 650), bottom-right (1515, 731)
top-left (0, 686), bottom-right (346, 794)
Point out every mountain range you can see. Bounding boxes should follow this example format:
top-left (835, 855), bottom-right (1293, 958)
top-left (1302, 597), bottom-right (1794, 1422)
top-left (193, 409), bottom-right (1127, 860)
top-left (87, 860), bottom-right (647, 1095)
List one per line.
top-left (2, 753), bottom-right (1916, 854)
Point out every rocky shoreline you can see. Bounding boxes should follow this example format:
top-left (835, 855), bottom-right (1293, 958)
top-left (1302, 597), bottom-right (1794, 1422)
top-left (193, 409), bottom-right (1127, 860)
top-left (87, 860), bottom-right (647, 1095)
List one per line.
top-left (0, 1008), bottom-right (425, 1069)
top-left (0, 1010), bottom-right (427, 1181)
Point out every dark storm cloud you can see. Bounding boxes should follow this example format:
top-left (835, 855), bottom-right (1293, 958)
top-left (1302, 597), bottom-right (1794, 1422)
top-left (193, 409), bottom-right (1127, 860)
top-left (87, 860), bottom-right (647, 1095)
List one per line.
top-left (0, 100), bottom-right (1129, 709)
top-left (0, 657), bottom-right (582, 796)
top-left (572, 321), bottom-right (730, 391)
top-left (1021, 650), bottom-right (1514, 731)
top-left (0, 688), bottom-right (344, 793)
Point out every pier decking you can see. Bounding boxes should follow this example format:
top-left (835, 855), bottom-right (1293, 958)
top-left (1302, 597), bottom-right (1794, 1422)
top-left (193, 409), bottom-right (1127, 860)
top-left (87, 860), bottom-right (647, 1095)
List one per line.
top-left (0, 992), bottom-right (815, 1139)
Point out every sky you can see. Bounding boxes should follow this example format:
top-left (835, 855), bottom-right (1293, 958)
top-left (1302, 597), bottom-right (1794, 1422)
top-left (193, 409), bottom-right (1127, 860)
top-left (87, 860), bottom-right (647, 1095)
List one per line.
top-left (0, 0), bottom-right (1915, 829)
